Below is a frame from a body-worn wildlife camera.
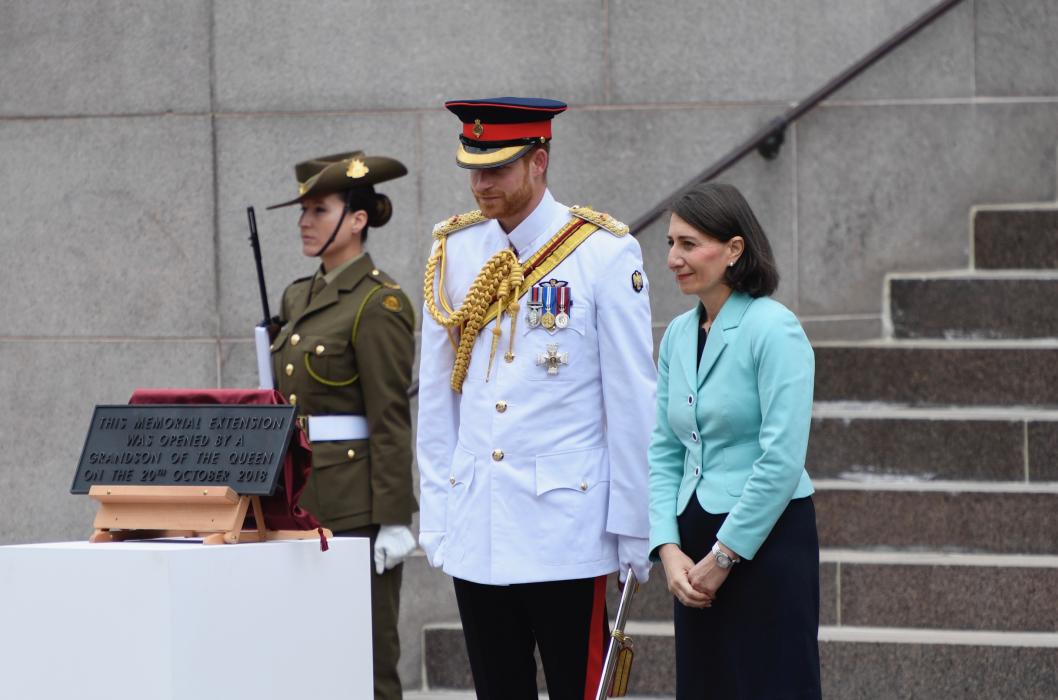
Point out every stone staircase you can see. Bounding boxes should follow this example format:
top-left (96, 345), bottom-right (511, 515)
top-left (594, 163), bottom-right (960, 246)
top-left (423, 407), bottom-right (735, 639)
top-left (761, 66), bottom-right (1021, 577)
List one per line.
top-left (406, 205), bottom-right (1058, 699)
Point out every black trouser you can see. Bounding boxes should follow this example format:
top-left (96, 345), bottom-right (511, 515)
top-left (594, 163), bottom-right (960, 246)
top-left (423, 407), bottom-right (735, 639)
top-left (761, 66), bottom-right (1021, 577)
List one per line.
top-left (335, 527), bottom-right (403, 700)
top-left (674, 495), bottom-right (821, 700)
top-left (453, 575), bottom-right (609, 700)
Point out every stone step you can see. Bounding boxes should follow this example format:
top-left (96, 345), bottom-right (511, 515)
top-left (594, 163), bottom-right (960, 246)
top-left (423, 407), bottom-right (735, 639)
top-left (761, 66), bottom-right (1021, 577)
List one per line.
top-left (814, 481), bottom-right (1058, 554)
top-left (813, 342), bottom-right (1058, 407)
top-left (887, 272), bottom-right (1058, 340)
top-left (808, 404), bottom-right (1058, 482)
top-left (604, 552), bottom-right (1058, 632)
top-left (973, 207), bottom-right (1058, 270)
top-left (423, 622), bottom-right (1058, 698)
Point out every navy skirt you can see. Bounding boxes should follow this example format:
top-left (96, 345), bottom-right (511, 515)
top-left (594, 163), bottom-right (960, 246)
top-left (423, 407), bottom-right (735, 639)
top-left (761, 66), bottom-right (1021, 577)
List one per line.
top-left (673, 494), bottom-right (821, 699)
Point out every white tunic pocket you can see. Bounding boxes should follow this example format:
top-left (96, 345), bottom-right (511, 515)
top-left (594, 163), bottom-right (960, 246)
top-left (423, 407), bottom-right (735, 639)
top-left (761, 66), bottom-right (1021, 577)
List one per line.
top-left (533, 445), bottom-right (609, 565)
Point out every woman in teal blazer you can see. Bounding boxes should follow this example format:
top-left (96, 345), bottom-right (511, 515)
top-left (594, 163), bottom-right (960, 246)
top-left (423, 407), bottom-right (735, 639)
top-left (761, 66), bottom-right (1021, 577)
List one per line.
top-left (649, 183), bottom-right (820, 699)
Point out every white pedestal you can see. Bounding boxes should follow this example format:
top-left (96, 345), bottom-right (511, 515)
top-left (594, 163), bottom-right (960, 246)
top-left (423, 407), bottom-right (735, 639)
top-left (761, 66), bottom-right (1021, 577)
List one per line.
top-left (0, 538), bottom-right (372, 700)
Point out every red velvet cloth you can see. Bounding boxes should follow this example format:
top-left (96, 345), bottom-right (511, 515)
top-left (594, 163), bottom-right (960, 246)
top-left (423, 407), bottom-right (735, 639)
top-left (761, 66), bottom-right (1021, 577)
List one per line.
top-left (128, 389), bottom-right (323, 541)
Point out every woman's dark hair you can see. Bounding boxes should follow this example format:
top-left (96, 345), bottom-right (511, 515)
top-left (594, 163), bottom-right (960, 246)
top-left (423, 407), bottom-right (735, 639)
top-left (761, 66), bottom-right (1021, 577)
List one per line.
top-left (671, 182), bottom-right (779, 297)
top-left (342, 185), bottom-right (392, 244)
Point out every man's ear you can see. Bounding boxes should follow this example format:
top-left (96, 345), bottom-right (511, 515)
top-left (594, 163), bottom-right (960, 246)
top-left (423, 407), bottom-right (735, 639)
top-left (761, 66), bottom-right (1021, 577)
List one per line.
top-left (529, 147), bottom-right (549, 179)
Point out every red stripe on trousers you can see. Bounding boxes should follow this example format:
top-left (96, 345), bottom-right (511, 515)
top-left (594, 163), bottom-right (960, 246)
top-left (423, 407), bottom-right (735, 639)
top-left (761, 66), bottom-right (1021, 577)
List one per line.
top-left (583, 574), bottom-right (608, 700)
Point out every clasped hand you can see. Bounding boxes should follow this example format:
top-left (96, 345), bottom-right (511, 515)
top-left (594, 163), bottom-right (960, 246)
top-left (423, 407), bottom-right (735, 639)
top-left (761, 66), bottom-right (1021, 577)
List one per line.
top-left (659, 544), bottom-right (731, 608)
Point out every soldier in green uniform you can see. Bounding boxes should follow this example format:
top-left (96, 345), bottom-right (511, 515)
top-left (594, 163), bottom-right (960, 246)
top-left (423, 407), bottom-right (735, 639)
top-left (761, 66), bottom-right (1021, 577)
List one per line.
top-left (266, 151), bottom-right (418, 700)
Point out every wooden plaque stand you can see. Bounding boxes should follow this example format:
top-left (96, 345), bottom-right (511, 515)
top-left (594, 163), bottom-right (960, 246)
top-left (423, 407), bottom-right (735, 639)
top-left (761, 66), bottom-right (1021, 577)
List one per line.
top-left (88, 485), bottom-right (331, 545)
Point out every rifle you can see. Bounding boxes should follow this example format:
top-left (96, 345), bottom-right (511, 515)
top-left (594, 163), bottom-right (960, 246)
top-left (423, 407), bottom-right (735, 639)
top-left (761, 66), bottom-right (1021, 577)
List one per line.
top-left (595, 568), bottom-right (639, 699)
top-left (247, 206), bottom-right (275, 390)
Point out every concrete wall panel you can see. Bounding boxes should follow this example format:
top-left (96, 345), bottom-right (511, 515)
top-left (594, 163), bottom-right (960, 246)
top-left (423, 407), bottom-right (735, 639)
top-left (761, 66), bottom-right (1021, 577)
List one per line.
top-left (610, 0), bottom-right (798, 103)
top-left (0, 116), bottom-right (216, 336)
top-left (0, 0), bottom-right (210, 117)
top-left (803, 0), bottom-right (974, 101)
top-left (797, 102), bottom-right (1058, 315)
top-left (610, 0), bottom-right (972, 104)
top-left (0, 340), bottom-right (218, 545)
top-left (213, 0), bottom-right (606, 112)
top-left (976, 0), bottom-right (1058, 97)
top-left (215, 112), bottom-right (423, 337)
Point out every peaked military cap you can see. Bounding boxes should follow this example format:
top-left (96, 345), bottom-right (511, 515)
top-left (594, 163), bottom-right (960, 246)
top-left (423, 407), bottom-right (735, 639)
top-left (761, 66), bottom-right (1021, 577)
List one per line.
top-left (445, 97), bottom-right (567, 169)
top-left (268, 151), bottom-right (408, 209)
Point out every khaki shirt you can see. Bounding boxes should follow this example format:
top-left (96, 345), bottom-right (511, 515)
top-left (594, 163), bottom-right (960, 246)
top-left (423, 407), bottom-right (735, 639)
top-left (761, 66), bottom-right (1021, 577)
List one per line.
top-left (271, 253), bottom-right (417, 532)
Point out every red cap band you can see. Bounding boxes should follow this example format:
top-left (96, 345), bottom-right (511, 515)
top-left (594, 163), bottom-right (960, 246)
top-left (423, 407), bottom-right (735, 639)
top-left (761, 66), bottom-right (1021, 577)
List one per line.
top-left (462, 121), bottom-right (552, 142)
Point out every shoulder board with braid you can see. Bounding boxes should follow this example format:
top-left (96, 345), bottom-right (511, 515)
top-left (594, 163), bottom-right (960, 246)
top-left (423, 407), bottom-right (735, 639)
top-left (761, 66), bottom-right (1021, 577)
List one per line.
top-left (569, 205), bottom-right (629, 237)
top-left (432, 210), bottom-right (488, 240)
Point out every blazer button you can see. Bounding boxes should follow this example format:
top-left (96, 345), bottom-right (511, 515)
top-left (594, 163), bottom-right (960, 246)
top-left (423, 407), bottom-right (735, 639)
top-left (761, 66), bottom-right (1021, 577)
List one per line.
top-left (315, 344), bottom-right (325, 356)
top-left (694, 466), bottom-right (701, 477)
top-left (290, 334), bottom-right (300, 346)
top-left (289, 393), bottom-right (297, 406)
top-left (495, 400), bottom-right (508, 413)
top-left (347, 449), bottom-right (356, 460)
top-left (492, 449), bottom-right (504, 462)
top-left (687, 394), bottom-right (695, 406)
top-left (284, 363), bottom-right (294, 376)
top-left (691, 431), bottom-right (699, 442)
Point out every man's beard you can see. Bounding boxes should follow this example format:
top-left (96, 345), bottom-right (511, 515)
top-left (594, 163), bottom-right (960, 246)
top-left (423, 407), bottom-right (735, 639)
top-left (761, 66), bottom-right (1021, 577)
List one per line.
top-left (474, 171), bottom-right (534, 221)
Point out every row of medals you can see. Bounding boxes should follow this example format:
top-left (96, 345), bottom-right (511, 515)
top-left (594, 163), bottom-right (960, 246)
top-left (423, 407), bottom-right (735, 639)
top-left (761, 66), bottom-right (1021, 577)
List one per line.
top-left (526, 302), bottom-right (569, 332)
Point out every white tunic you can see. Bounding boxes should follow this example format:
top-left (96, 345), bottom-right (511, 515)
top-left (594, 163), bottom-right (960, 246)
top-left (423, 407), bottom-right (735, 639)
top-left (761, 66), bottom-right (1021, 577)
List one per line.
top-left (417, 190), bottom-right (657, 584)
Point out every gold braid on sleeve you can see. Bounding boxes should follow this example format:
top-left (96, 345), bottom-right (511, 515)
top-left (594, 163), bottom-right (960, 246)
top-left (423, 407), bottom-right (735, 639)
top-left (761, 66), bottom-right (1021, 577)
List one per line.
top-left (424, 243), bottom-right (523, 393)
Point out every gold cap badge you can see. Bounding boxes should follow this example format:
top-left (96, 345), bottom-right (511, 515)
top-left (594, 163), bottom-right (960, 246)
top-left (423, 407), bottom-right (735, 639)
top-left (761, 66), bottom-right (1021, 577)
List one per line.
top-left (346, 158), bottom-right (370, 179)
top-left (472, 119), bottom-right (484, 138)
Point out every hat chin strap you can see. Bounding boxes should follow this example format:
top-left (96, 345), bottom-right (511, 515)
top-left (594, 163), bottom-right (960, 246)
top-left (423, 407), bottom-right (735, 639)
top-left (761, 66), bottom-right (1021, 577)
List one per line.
top-left (311, 194), bottom-right (351, 259)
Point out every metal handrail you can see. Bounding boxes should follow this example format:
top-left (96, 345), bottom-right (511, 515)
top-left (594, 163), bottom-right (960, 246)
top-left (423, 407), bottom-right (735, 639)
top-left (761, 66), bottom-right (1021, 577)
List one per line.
top-left (628, 0), bottom-right (967, 236)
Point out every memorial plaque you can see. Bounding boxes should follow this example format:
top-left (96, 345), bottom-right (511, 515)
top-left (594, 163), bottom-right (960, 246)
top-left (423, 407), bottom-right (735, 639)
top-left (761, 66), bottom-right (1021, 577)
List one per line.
top-left (71, 404), bottom-right (297, 496)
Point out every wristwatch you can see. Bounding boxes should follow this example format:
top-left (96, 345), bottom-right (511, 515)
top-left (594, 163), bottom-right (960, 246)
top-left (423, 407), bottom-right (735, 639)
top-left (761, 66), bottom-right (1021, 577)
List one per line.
top-left (711, 542), bottom-right (740, 569)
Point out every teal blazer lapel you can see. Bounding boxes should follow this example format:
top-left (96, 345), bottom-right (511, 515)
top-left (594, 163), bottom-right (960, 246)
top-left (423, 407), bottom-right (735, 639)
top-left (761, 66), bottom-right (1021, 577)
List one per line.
top-left (697, 325), bottom-right (726, 388)
top-left (696, 292), bottom-right (754, 389)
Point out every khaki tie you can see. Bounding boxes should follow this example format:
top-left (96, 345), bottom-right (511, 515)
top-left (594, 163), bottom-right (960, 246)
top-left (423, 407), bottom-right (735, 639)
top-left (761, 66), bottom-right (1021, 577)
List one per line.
top-left (307, 274), bottom-right (326, 305)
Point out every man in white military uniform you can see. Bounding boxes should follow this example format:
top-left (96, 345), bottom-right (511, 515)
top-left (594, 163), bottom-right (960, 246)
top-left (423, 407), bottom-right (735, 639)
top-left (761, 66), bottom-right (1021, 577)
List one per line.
top-left (418, 97), bottom-right (656, 700)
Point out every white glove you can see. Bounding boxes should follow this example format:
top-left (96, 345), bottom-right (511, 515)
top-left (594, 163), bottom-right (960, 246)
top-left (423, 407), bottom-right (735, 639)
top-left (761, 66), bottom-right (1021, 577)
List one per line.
top-left (617, 535), bottom-right (651, 584)
top-left (418, 531), bottom-right (445, 568)
top-left (373, 525), bottom-right (416, 575)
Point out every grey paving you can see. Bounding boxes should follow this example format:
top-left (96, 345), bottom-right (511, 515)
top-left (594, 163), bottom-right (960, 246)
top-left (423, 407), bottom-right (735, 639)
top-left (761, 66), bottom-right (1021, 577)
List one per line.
top-left (0, 116), bottom-right (216, 337)
top-left (796, 102), bottom-right (1058, 316)
top-left (841, 564), bottom-right (1058, 632)
top-left (212, 0), bottom-right (605, 112)
top-left (807, 415), bottom-right (1027, 481)
top-left (815, 490), bottom-right (1058, 554)
top-left (1029, 422), bottom-right (1058, 482)
top-left (974, 209), bottom-right (1058, 270)
top-left (425, 624), bottom-right (1058, 698)
top-left (890, 277), bottom-right (1058, 340)
top-left (0, 340), bottom-right (218, 545)
top-left (975, 0), bottom-right (1058, 97)
top-left (814, 346), bottom-right (1058, 407)
top-left (821, 641), bottom-right (1058, 700)
top-left (801, 316), bottom-right (883, 342)
top-left (0, 0), bottom-right (210, 117)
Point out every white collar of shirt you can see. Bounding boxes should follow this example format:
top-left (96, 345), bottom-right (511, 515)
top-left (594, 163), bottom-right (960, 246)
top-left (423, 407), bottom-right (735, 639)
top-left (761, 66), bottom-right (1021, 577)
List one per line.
top-left (504, 189), bottom-right (569, 262)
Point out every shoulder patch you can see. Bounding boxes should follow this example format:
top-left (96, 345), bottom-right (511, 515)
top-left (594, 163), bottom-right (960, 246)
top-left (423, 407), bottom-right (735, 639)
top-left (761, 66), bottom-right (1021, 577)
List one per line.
top-left (381, 293), bottom-right (403, 313)
top-left (432, 210), bottom-right (487, 240)
top-left (569, 205), bottom-right (629, 237)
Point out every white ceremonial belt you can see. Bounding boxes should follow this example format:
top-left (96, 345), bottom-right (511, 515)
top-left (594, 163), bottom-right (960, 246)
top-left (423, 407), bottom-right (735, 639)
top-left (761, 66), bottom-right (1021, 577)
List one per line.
top-left (307, 415), bottom-right (369, 442)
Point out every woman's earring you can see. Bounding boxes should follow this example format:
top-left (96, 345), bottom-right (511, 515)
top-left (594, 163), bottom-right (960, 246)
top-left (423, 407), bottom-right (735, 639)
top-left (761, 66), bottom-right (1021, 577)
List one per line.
top-left (728, 261), bottom-right (736, 267)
